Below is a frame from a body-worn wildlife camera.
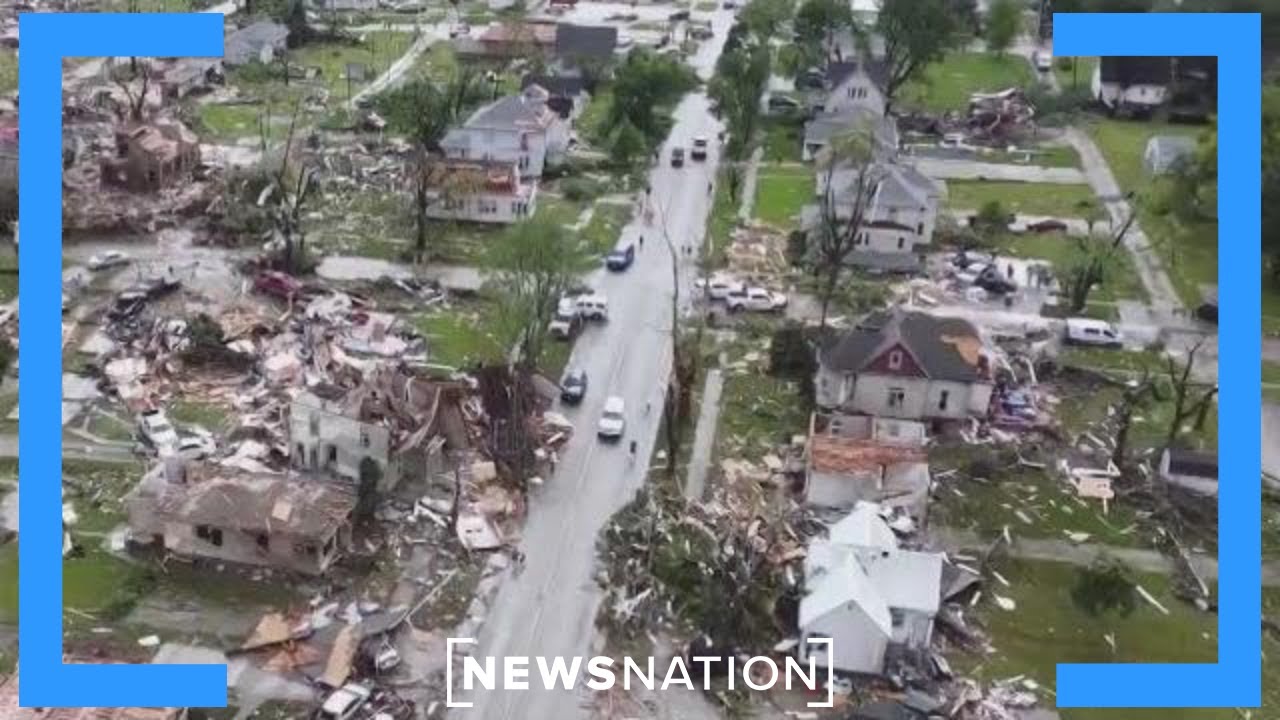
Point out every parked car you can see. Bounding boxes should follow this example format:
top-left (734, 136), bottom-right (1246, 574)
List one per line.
top-left (766, 95), bottom-right (801, 113)
top-left (722, 0), bottom-right (737, 7)
top-left (560, 368), bottom-right (589, 405)
top-left (176, 434), bottom-right (216, 461)
top-left (670, 147), bottom-right (685, 168)
top-left (1033, 50), bottom-right (1053, 72)
top-left (1064, 318), bottom-right (1123, 348)
top-left (449, 22), bottom-right (470, 38)
top-left (140, 277), bottom-right (181, 299)
top-left (87, 250), bottom-right (130, 271)
top-left (254, 270), bottom-right (303, 300)
top-left (691, 136), bottom-right (709, 161)
top-left (597, 396), bottom-right (626, 440)
top-left (319, 683), bottom-right (373, 720)
top-left (690, 24), bottom-right (714, 40)
top-left (606, 243), bottom-right (636, 271)
top-left (548, 297), bottom-right (584, 339)
top-left (137, 409), bottom-right (179, 454)
top-left (107, 290), bottom-right (148, 321)
top-left (577, 294), bottom-right (609, 321)
top-left (725, 286), bottom-right (787, 312)
top-left (974, 265), bottom-right (1017, 295)
top-left (695, 274), bottom-right (743, 300)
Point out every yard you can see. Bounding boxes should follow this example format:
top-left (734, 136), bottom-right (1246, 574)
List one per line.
top-left (0, 543), bottom-right (154, 625)
top-left (703, 166), bottom-right (739, 269)
top-left (413, 300), bottom-right (508, 370)
top-left (0, 50), bottom-right (14, 95)
top-left (992, 231), bottom-right (1148, 302)
top-left (761, 114), bottom-right (805, 164)
top-left (196, 103), bottom-right (266, 141)
top-left (1085, 118), bottom-right (1227, 322)
top-left (578, 202), bottom-right (633, 256)
top-left (1053, 56), bottom-right (1096, 94)
top-left (752, 165), bottom-right (812, 230)
top-left (292, 31), bottom-right (413, 102)
top-left (900, 52), bottom-right (1035, 112)
top-left (946, 180), bottom-right (1099, 218)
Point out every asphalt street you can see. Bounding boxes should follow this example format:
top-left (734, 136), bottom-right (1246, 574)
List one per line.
top-left (447, 11), bottom-right (734, 720)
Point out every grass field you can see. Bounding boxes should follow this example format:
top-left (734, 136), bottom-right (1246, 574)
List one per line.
top-left (946, 180), bottom-right (1099, 218)
top-left (753, 166), bottom-right (812, 230)
top-left (900, 52), bottom-right (1035, 112)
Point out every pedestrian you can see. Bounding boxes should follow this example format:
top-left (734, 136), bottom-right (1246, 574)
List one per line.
top-left (629, 440), bottom-right (638, 464)
top-left (645, 399), bottom-right (651, 415)
top-left (639, 235), bottom-right (644, 250)
top-left (707, 181), bottom-right (713, 196)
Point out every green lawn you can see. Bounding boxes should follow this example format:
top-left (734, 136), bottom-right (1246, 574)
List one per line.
top-left (293, 31), bottom-right (413, 101)
top-left (409, 42), bottom-right (461, 83)
top-left (0, 50), bottom-right (14, 95)
top-left (704, 166), bottom-right (739, 269)
top-left (993, 232), bottom-right (1147, 302)
top-left (0, 254), bottom-right (16, 303)
top-left (1264, 361), bottom-right (1280, 386)
top-left (716, 358), bottom-right (810, 460)
top-left (955, 558), bottom-right (1234, 720)
top-left (761, 115), bottom-right (805, 164)
top-left (0, 544), bottom-right (154, 625)
top-left (197, 103), bottom-right (264, 140)
top-left (1086, 119), bottom-right (1222, 316)
top-left (413, 301), bottom-right (508, 369)
top-left (579, 203), bottom-right (633, 256)
top-left (901, 52), bottom-right (1035, 112)
top-left (169, 399), bottom-right (229, 432)
top-left (752, 166), bottom-right (812, 229)
top-left (946, 180), bottom-right (1098, 218)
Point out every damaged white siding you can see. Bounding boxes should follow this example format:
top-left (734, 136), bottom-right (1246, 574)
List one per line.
top-left (830, 373), bottom-right (990, 421)
top-left (290, 394), bottom-right (392, 487)
top-left (800, 605), bottom-right (887, 676)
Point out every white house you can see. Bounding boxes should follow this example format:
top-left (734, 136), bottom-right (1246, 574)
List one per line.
top-left (804, 413), bottom-right (930, 517)
top-left (799, 503), bottom-right (944, 675)
top-left (815, 310), bottom-right (994, 422)
top-left (441, 85), bottom-right (571, 180)
top-left (819, 59), bottom-right (888, 117)
top-left (1091, 56), bottom-right (1170, 113)
top-left (422, 158), bottom-right (538, 225)
top-left (803, 162), bottom-right (940, 272)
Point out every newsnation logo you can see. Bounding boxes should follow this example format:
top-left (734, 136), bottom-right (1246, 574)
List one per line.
top-left (445, 638), bottom-right (835, 708)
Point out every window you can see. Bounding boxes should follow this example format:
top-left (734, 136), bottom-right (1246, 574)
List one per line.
top-left (327, 445), bottom-right (338, 464)
top-left (887, 387), bottom-right (905, 409)
top-left (196, 525), bottom-right (223, 547)
top-left (309, 413), bottom-right (320, 437)
top-left (897, 237), bottom-right (905, 250)
top-left (917, 221), bottom-right (924, 235)
top-left (359, 428), bottom-right (371, 449)
top-left (888, 350), bottom-right (903, 370)
top-left (890, 608), bottom-right (905, 628)
top-left (294, 542), bottom-right (318, 557)
top-left (256, 533), bottom-right (269, 551)
top-left (939, 390), bottom-right (950, 411)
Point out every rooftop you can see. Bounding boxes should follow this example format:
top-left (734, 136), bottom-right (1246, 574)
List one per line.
top-left (818, 310), bottom-right (988, 383)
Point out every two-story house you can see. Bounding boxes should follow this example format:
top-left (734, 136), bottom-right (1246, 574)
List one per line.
top-left (817, 59), bottom-right (888, 117)
top-left (442, 85), bottom-right (570, 179)
top-left (815, 310), bottom-right (994, 424)
top-left (802, 161), bottom-right (940, 272)
top-left (421, 157), bottom-right (538, 224)
top-left (1092, 56), bottom-right (1171, 114)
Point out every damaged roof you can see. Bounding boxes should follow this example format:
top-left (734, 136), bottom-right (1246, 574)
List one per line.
top-left (818, 310), bottom-right (987, 382)
top-left (808, 432), bottom-right (925, 475)
top-left (154, 465), bottom-right (356, 539)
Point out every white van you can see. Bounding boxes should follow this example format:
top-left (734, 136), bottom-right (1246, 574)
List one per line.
top-left (1064, 318), bottom-right (1122, 348)
top-left (577, 294), bottom-right (609, 321)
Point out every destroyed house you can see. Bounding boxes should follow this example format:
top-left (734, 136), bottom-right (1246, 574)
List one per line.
top-left (441, 85), bottom-right (570, 179)
top-left (816, 311), bottom-right (993, 423)
top-left (799, 503), bottom-right (943, 676)
top-left (290, 367), bottom-right (468, 491)
top-left (101, 121), bottom-right (200, 192)
top-left (471, 21), bottom-right (558, 58)
top-left (126, 461), bottom-right (356, 575)
top-left (804, 413), bottom-right (929, 516)
top-left (421, 158), bottom-right (537, 224)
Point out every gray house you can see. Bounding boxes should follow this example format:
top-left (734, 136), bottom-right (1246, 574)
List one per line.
top-left (802, 107), bottom-right (898, 162)
top-left (225, 20), bottom-right (289, 66)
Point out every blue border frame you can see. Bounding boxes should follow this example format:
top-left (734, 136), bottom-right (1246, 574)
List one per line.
top-left (1053, 12), bottom-right (1260, 708)
top-left (17, 13), bottom-right (227, 707)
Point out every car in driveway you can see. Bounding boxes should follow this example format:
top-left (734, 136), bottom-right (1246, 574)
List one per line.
top-left (695, 274), bottom-right (744, 300)
top-left (691, 136), bottom-right (709, 161)
top-left (1064, 318), bottom-right (1123, 348)
top-left (766, 95), bottom-right (801, 113)
top-left (725, 286), bottom-right (787, 312)
top-left (560, 368), bottom-right (588, 405)
top-left (597, 396), bottom-right (626, 440)
top-left (1033, 50), bottom-right (1053, 72)
top-left (137, 409), bottom-right (179, 454)
top-left (670, 147), bottom-right (685, 168)
top-left (605, 243), bottom-right (636, 271)
top-left (548, 297), bottom-right (584, 339)
top-left (254, 270), bottom-right (303, 301)
top-left (88, 250), bottom-right (130, 271)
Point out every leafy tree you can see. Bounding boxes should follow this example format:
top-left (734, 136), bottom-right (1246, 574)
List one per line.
top-left (793, 0), bottom-right (853, 67)
top-left (876, 0), bottom-right (963, 109)
top-left (356, 457), bottom-right (382, 527)
top-left (609, 49), bottom-right (698, 143)
top-left (813, 126), bottom-right (877, 328)
top-left (946, 0), bottom-right (980, 36)
top-left (972, 200), bottom-right (1008, 236)
top-left (609, 120), bottom-right (647, 168)
top-left (739, 0), bottom-right (797, 39)
top-left (710, 41), bottom-right (772, 161)
top-left (484, 217), bottom-right (592, 368)
top-left (1072, 556), bottom-right (1137, 618)
top-left (1061, 208), bottom-right (1136, 312)
top-left (984, 0), bottom-right (1021, 55)
top-left (285, 0), bottom-right (312, 48)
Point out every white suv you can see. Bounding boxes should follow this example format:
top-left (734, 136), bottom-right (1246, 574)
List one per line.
top-left (695, 275), bottom-right (744, 301)
top-left (726, 286), bottom-right (788, 313)
top-left (597, 396), bottom-right (626, 440)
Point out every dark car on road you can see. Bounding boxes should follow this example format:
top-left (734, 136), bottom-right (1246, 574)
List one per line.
top-left (560, 368), bottom-right (588, 404)
top-left (670, 147), bottom-right (685, 168)
top-left (605, 243), bottom-right (636, 271)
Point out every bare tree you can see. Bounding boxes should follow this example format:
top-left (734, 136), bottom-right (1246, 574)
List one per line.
top-left (265, 102), bottom-right (319, 274)
top-left (114, 61), bottom-right (152, 123)
top-left (1061, 202), bottom-right (1137, 313)
top-left (1162, 338), bottom-right (1217, 449)
top-left (813, 126), bottom-right (877, 329)
top-left (1111, 369), bottom-right (1158, 470)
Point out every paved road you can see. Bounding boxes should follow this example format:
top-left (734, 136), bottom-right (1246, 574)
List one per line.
top-left (447, 11), bottom-right (734, 720)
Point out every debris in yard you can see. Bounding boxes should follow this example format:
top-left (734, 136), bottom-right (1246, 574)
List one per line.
top-left (992, 594), bottom-right (1016, 611)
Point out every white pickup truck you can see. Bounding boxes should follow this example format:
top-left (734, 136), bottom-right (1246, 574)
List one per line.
top-left (725, 286), bottom-right (788, 313)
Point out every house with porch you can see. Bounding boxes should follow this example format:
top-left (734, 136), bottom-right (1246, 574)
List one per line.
top-left (442, 84), bottom-right (571, 179)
